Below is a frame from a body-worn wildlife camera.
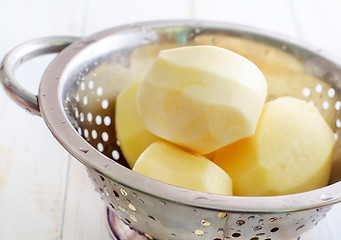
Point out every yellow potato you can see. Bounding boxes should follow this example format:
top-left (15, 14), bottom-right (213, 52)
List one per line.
top-left (115, 79), bottom-right (160, 168)
top-left (137, 45), bottom-right (267, 154)
top-left (214, 97), bottom-right (335, 196)
top-left (133, 141), bottom-right (233, 195)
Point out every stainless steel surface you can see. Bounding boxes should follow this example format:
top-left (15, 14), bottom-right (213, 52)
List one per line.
top-left (107, 208), bottom-right (147, 240)
top-left (0, 36), bottom-right (78, 116)
top-left (2, 20), bottom-right (341, 239)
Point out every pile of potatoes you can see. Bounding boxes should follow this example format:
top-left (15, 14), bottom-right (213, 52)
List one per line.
top-left (115, 45), bottom-right (335, 196)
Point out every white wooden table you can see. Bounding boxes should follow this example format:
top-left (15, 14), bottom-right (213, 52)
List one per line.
top-left (1, 1), bottom-right (341, 239)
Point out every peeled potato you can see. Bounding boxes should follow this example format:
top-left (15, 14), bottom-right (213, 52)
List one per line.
top-left (213, 96), bottom-right (335, 196)
top-left (115, 79), bottom-right (160, 168)
top-left (137, 45), bottom-right (267, 154)
top-left (133, 141), bottom-right (233, 195)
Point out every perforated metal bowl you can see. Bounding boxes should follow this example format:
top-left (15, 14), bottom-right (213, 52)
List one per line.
top-left (2, 20), bottom-right (341, 240)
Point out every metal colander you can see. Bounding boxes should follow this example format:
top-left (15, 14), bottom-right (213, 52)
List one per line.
top-left (2, 20), bottom-right (341, 240)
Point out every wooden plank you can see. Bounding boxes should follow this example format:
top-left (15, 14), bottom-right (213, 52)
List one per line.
top-left (193, 0), bottom-right (300, 37)
top-left (0, 1), bottom-right (83, 239)
top-left (289, 0), bottom-right (341, 55)
top-left (0, 86), bottom-right (70, 240)
top-left (84, 0), bottom-right (193, 34)
top-left (301, 203), bottom-right (341, 240)
top-left (61, 159), bottom-right (112, 240)
top-left (0, 0), bottom-right (83, 58)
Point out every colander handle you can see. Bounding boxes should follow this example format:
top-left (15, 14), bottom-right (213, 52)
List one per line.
top-left (0, 36), bottom-right (79, 116)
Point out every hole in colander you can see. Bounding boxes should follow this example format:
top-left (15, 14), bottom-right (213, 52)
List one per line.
top-left (322, 100), bottom-right (329, 110)
top-left (270, 227), bottom-right (279, 233)
top-left (328, 88), bottom-right (335, 98)
top-left (95, 115), bottom-right (102, 125)
top-left (296, 225), bottom-right (305, 231)
top-left (335, 101), bottom-right (341, 111)
top-left (83, 129), bottom-right (89, 139)
top-left (236, 220), bottom-right (245, 226)
top-left (315, 83), bottom-right (323, 93)
top-left (113, 190), bottom-right (119, 198)
top-left (109, 203), bottom-right (115, 209)
top-left (102, 132), bottom-right (109, 142)
top-left (104, 116), bottom-right (111, 126)
top-left (112, 150), bottom-right (120, 160)
top-left (218, 212), bottom-right (227, 218)
top-left (80, 81), bottom-right (85, 91)
top-left (336, 119), bottom-right (341, 128)
top-left (253, 226), bottom-right (262, 231)
top-left (125, 218), bottom-right (131, 224)
top-left (83, 96), bottom-right (88, 105)
top-left (302, 87), bottom-right (311, 97)
top-left (194, 229), bottom-right (204, 236)
top-left (87, 112), bottom-right (93, 122)
top-left (148, 215), bottom-right (156, 221)
top-left (91, 130), bottom-right (97, 139)
top-left (97, 86), bottom-right (103, 96)
top-left (128, 203), bottom-right (136, 211)
top-left (201, 219), bottom-right (210, 226)
top-left (79, 112), bottom-right (85, 122)
top-left (88, 80), bottom-right (94, 89)
top-left (232, 232), bottom-right (241, 237)
top-left (130, 214), bottom-right (137, 222)
top-left (101, 99), bottom-right (109, 109)
top-left (97, 143), bottom-right (104, 152)
top-left (120, 188), bottom-right (128, 196)
top-left (250, 237), bottom-right (259, 240)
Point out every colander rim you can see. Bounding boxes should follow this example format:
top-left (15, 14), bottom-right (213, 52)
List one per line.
top-left (39, 19), bottom-right (341, 213)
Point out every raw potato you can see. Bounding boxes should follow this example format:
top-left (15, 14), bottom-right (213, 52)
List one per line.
top-left (213, 97), bottom-right (335, 196)
top-left (116, 79), bottom-right (161, 168)
top-left (133, 141), bottom-right (233, 195)
top-left (137, 45), bottom-right (267, 154)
